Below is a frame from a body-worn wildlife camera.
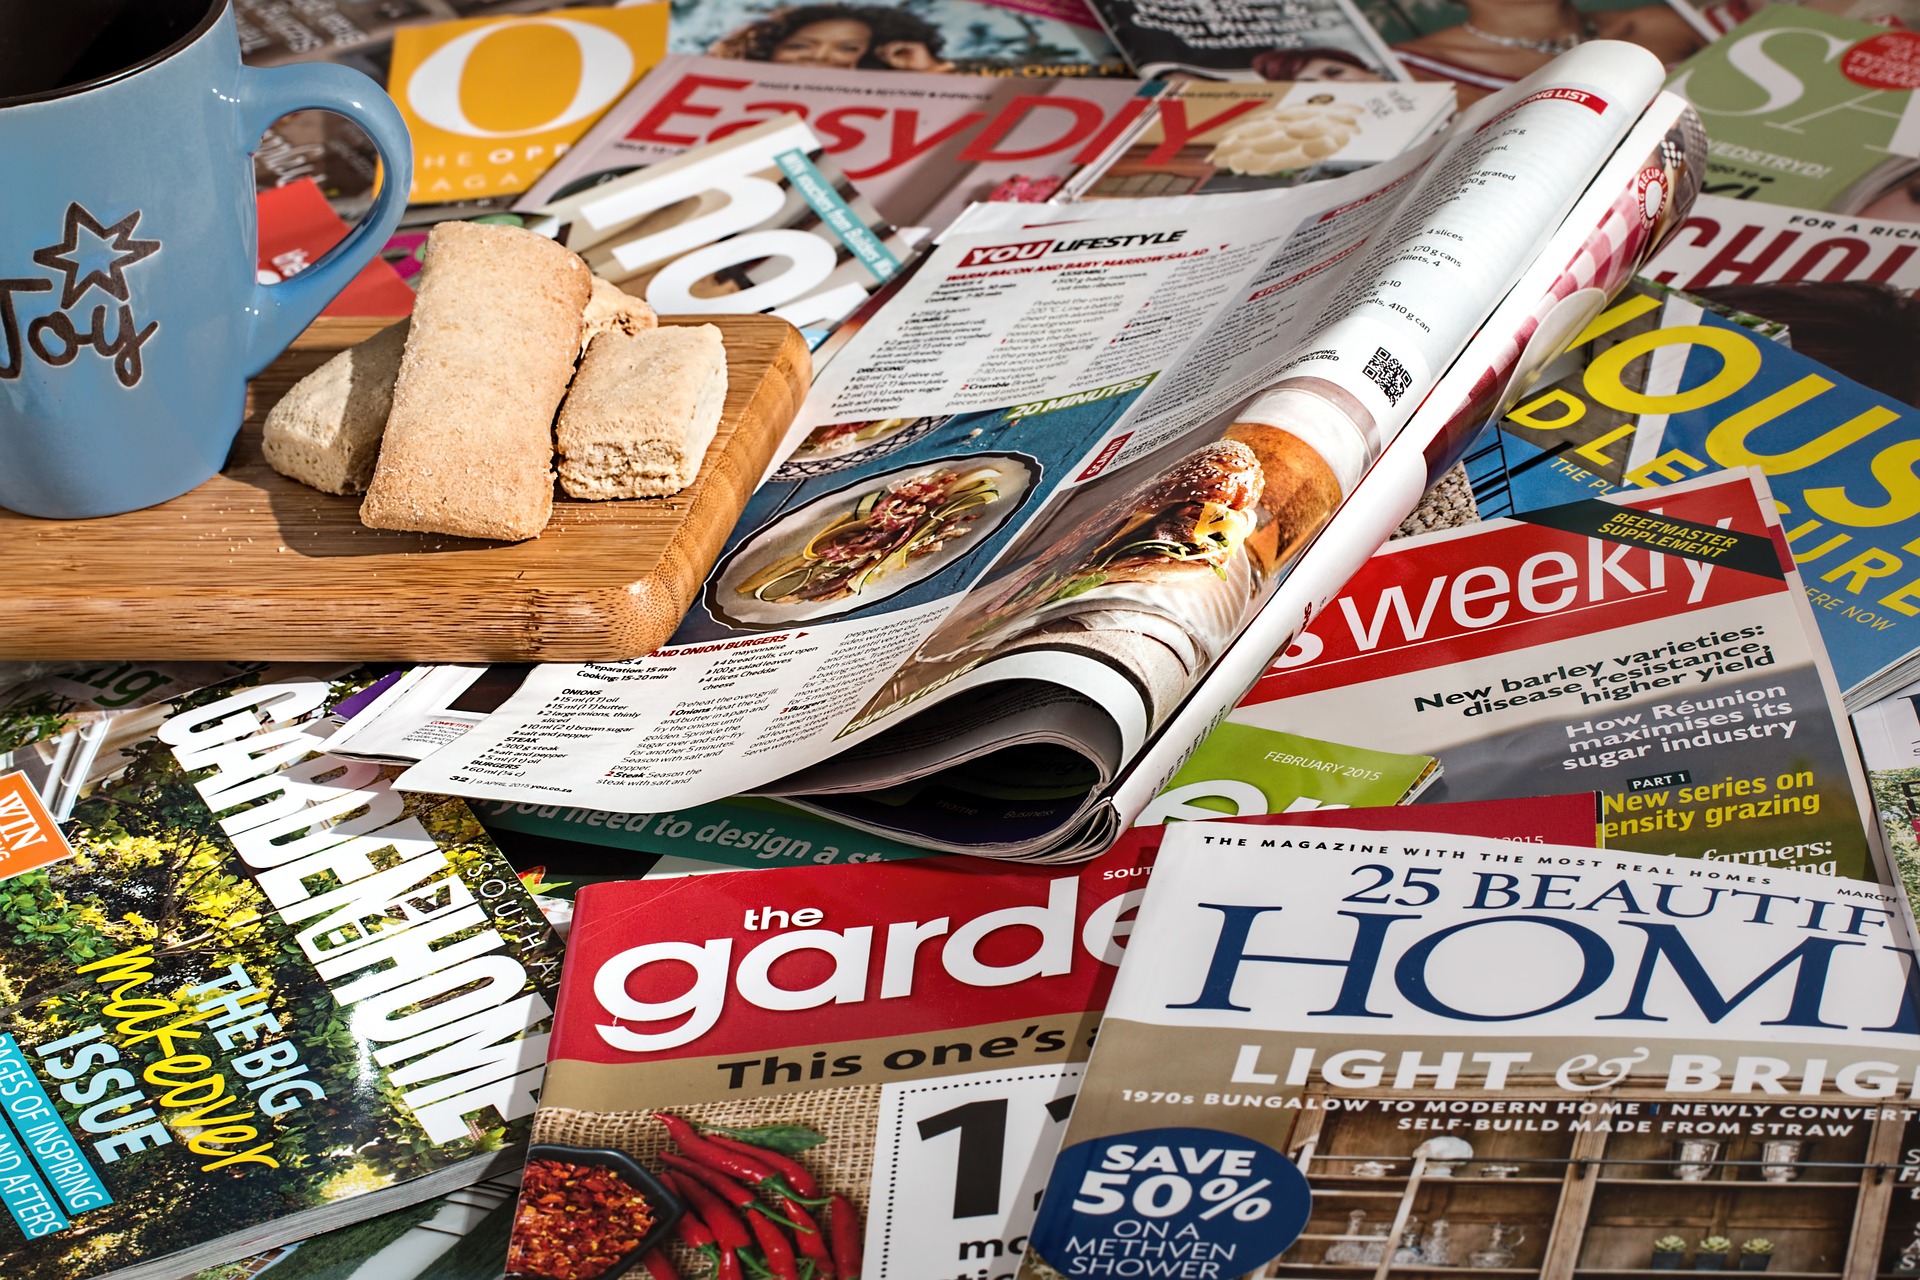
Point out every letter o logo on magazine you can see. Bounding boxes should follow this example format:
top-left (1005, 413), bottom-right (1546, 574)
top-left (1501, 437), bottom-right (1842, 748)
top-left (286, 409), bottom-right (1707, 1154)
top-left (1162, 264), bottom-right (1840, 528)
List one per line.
top-left (646, 231), bottom-right (839, 313)
top-left (407, 20), bottom-right (636, 138)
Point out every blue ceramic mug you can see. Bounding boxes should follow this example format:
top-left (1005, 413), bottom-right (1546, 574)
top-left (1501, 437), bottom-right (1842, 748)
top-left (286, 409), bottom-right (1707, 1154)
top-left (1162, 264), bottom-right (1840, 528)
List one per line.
top-left (0, 0), bottom-right (411, 518)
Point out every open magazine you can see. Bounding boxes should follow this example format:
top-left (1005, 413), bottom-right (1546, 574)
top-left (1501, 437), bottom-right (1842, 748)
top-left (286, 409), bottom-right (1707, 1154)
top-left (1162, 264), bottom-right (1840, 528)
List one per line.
top-left (384, 44), bottom-right (1707, 862)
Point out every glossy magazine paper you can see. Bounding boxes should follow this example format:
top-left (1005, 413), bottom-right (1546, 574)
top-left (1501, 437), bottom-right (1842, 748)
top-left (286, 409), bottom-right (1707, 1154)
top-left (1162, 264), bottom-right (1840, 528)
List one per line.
top-left (515, 54), bottom-right (1152, 232)
top-left (0, 671), bottom-right (562, 1280)
top-left (1460, 281), bottom-right (1920, 710)
top-left (1666, 9), bottom-right (1920, 219)
top-left (1232, 471), bottom-right (1883, 878)
top-left (1080, 0), bottom-right (1407, 81)
top-left (1022, 822), bottom-right (1920, 1277)
top-left (499, 797), bottom-right (1594, 1280)
top-left (399, 50), bottom-right (1705, 862)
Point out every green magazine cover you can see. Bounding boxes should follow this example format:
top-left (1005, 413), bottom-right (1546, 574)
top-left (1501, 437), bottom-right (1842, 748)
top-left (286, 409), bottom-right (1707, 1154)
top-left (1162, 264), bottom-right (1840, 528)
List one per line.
top-left (1668, 7), bottom-right (1920, 217)
top-left (0, 669), bottom-right (563, 1280)
top-left (1138, 722), bottom-right (1439, 822)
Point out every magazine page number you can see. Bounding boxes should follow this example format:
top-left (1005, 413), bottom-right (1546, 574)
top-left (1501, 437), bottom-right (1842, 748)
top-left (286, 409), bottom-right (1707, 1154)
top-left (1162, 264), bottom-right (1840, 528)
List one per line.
top-left (917, 1094), bottom-right (1077, 1218)
top-left (1343, 864), bottom-right (1441, 905)
top-left (867, 1064), bottom-right (1085, 1275)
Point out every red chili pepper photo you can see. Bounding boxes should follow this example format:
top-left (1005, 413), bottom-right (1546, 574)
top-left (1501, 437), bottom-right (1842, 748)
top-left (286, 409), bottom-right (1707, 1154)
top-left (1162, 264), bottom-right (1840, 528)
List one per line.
top-left (656, 1112), bottom-right (826, 1206)
top-left (661, 1153), bottom-right (808, 1233)
top-left (747, 1204), bottom-right (801, 1280)
top-left (638, 1251), bottom-right (682, 1280)
top-left (779, 1196), bottom-right (835, 1279)
top-left (660, 1165), bottom-right (752, 1253)
top-left (703, 1133), bottom-right (825, 1200)
top-left (827, 1195), bottom-right (863, 1280)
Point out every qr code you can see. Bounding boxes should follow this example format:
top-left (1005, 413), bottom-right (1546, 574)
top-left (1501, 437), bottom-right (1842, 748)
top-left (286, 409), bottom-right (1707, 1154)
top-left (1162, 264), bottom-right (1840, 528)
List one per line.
top-left (1363, 346), bottom-right (1412, 406)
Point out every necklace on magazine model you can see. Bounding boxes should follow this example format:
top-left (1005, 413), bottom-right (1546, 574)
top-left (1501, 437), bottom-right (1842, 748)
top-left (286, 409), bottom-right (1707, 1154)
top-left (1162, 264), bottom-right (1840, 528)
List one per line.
top-left (1461, 16), bottom-right (1596, 53)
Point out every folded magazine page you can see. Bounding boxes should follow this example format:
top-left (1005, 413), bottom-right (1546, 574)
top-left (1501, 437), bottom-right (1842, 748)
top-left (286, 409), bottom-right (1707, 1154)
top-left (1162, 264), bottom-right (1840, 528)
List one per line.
top-left (1021, 820), bottom-right (1920, 1278)
top-left (397, 45), bottom-right (1695, 860)
top-left (1098, 84), bottom-right (1709, 841)
top-left (0, 671), bottom-right (564, 1280)
top-left (329, 667), bottom-right (1447, 866)
top-left (1233, 470), bottom-right (1884, 879)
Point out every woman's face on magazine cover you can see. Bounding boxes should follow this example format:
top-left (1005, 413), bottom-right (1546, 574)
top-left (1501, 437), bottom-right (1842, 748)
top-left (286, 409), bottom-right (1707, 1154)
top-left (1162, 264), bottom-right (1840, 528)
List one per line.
top-left (1859, 172), bottom-right (1920, 224)
top-left (876, 39), bottom-right (946, 71)
top-left (1298, 55), bottom-right (1377, 81)
top-left (771, 17), bottom-right (872, 66)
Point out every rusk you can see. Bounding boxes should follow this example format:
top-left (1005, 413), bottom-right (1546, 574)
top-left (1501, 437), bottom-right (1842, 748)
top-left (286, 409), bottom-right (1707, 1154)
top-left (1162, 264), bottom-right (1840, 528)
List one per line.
top-left (557, 324), bottom-right (727, 500)
top-left (262, 319), bottom-right (408, 495)
top-left (359, 221), bottom-right (590, 540)
top-left (582, 275), bottom-right (656, 351)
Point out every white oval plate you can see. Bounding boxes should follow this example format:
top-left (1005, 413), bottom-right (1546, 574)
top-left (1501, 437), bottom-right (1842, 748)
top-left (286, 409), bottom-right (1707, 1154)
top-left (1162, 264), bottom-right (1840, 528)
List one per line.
top-left (709, 453), bottom-right (1036, 628)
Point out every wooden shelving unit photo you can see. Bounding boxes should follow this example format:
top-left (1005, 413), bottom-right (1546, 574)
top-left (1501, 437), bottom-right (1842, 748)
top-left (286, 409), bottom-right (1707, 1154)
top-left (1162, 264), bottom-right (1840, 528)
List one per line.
top-left (1257, 1080), bottom-right (1916, 1279)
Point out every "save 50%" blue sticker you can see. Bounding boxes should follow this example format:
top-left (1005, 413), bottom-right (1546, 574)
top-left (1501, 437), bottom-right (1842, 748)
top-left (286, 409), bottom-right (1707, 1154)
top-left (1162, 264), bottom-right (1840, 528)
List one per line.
top-left (1027, 1126), bottom-right (1311, 1277)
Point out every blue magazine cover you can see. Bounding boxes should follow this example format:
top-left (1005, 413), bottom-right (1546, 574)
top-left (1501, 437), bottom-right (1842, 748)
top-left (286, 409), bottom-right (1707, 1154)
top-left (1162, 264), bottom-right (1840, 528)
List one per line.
top-left (1464, 277), bottom-right (1920, 708)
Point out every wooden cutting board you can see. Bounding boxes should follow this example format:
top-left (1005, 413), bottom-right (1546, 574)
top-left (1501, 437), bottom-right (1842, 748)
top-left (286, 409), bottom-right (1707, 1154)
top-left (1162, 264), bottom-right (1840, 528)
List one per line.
top-left (0, 314), bottom-right (810, 662)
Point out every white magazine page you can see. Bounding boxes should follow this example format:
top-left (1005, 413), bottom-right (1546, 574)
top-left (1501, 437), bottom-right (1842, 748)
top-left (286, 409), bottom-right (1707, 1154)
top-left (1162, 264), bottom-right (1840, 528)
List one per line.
top-left (1016, 822), bottom-right (1920, 1276)
top-left (322, 665), bottom-right (490, 762)
top-left (1103, 92), bottom-right (1709, 845)
top-left (1234, 41), bottom-right (1665, 460)
top-left (393, 175), bottom-right (1414, 820)
top-left (397, 54), bottom-right (1674, 854)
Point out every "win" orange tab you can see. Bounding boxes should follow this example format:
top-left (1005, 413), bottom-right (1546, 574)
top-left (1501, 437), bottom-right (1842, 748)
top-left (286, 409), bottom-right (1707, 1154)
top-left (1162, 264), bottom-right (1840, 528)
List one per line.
top-left (0, 772), bottom-right (76, 882)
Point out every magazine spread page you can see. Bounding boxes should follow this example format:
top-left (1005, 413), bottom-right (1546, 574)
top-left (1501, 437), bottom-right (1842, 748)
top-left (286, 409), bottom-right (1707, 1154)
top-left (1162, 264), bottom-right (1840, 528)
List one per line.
top-left (1008, 87), bottom-right (1708, 844)
top-left (1232, 470), bottom-right (1882, 879)
top-left (328, 666), bottom-right (1451, 865)
top-left (1021, 821), bottom-right (1920, 1278)
top-left (397, 46), bottom-right (1687, 861)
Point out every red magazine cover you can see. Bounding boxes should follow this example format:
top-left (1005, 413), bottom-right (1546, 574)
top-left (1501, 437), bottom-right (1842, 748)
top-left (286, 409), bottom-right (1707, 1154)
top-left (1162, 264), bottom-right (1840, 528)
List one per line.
top-left (500, 793), bottom-right (1594, 1278)
top-left (256, 178), bottom-right (417, 317)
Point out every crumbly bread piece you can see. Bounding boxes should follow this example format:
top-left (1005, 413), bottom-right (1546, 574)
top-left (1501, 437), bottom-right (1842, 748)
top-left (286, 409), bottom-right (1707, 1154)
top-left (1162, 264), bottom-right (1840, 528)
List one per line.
top-left (359, 221), bottom-right (591, 541)
top-left (582, 275), bottom-right (656, 351)
top-left (262, 319), bottom-right (409, 495)
top-left (557, 325), bottom-right (727, 500)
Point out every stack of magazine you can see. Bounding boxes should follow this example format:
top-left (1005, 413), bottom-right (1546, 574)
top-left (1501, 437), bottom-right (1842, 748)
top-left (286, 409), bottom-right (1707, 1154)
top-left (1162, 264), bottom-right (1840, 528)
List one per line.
top-left (17, 0), bottom-right (1920, 1276)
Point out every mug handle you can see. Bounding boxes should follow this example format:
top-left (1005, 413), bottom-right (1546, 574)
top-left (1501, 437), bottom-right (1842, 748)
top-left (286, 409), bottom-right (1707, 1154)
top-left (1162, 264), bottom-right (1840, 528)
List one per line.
top-left (235, 62), bottom-right (413, 377)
